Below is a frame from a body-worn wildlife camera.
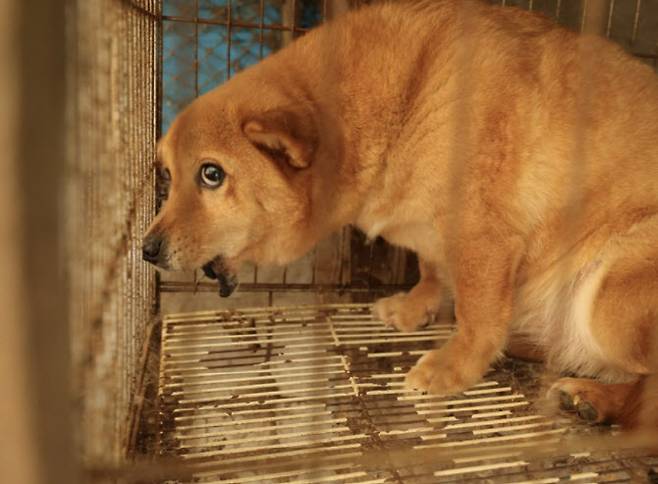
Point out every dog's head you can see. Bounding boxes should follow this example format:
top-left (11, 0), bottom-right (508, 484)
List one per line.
top-left (141, 81), bottom-right (321, 297)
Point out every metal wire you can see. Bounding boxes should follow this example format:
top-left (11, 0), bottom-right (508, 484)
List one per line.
top-left (68, 0), bottom-right (160, 463)
top-left (157, 304), bottom-right (657, 482)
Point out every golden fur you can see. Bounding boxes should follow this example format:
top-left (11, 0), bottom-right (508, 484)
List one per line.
top-left (144, 0), bottom-right (658, 427)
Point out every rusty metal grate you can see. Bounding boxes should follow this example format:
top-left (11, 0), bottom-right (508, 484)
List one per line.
top-left (158, 304), bottom-right (657, 482)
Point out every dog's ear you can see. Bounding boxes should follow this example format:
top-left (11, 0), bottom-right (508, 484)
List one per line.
top-left (242, 109), bottom-right (317, 169)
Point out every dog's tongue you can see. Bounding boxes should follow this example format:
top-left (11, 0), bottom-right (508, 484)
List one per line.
top-left (202, 257), bottom-right (238, 298)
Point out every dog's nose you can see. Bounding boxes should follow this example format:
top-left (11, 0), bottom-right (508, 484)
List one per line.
top-left (142, 234), bottom-right (164, 264)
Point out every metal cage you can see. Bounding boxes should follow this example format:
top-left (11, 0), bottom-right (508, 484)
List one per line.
top-left (57, 0), bottom-right (658, 481)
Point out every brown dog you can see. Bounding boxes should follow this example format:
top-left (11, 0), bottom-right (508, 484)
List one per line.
top-left (143, 0), bottom-right (658, 429)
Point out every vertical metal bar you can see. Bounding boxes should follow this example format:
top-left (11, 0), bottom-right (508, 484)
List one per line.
top-left (227, 0), bottom-right (233, 79)
top-left (555, 0), bottom-right (562, 18)
top-left (631, 0), bottom-right (642, 44)
top-left (259, 0), bottom-right (264, 59)
top-left (194, 0), bottom-right (199, 96)
top-left (528, 0), bottom-right (534, 11)
top-left (338, 226), bottom-right (345, 286)
top-left (445, 1), bottom-right (474, 292)
top-left (154, 0), bottom-right (163, 315)
top-left (126, 1), bottom-right (134, 446)
top-left (193, 268), bottom-right (200, 293)
top-left (291, 0), bottom-right (297, 37)
top-left (252, 0), bottom-right (266, 285)
top-left (311, 248), bottom-right (317, 286)
top-left (606, 0), bottom-right (615, 38)
top-left (581, 0), bottom-right (589, 32)
top-left (367, 238), bottom-right (376, 290)
top-left (582, 0), bottom-right (607, 35)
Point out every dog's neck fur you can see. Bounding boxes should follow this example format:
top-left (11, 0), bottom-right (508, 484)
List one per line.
top-left (257, 7), bottom-right (452, 256)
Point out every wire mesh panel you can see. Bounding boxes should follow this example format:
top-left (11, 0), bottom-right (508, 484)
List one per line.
top-left (158, 305), bottom-right (657, 482)
top-left (162, 0), bottom-right (327, 132)
top-left (67, 0), bottom-right (161, 463)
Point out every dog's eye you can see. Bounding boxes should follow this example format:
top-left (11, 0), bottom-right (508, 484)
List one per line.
top-left (156, 167), bottom-right (171, 201)
top-left (200, 163), bottom-right (225, 189)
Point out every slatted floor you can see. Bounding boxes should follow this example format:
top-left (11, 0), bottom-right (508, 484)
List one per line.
top-left (158, 304), bottom-right (657, 483)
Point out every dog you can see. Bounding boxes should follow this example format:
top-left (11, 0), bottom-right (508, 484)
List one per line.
top-left (143, 0), bottom-right (658, 431)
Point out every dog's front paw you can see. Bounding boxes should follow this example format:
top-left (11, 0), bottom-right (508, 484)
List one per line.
top-left (405, 350), bottom-right (467, 395)
top-left (404, 347), bottom-right (485, 395)
top-left (373, 293), bottom-right (431, 333)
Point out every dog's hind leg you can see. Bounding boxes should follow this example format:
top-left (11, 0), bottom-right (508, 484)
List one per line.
top-left (549, 375), bottom-right (658, 439)
top-left (551, 220), bottom-right (658, 429)
top-left (373, 258), bottom-right (442, 332)
top-left (586, 227), bottom-right (658, 379)
top-left (549, 377), bottom-right (638, 424)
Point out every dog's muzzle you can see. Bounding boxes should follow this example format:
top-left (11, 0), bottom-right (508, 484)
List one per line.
top-left (202, 256), bottom-right (239, 297)
top-left (142, 233), bottom-right (168, 268)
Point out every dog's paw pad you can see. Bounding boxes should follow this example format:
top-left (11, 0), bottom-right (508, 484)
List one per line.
top-left (558, 390), bottom-right (576, 411)
top-left (576, 401), bottom-right (599, 422)
top-left (549, 378), bottom-right (607, 424)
